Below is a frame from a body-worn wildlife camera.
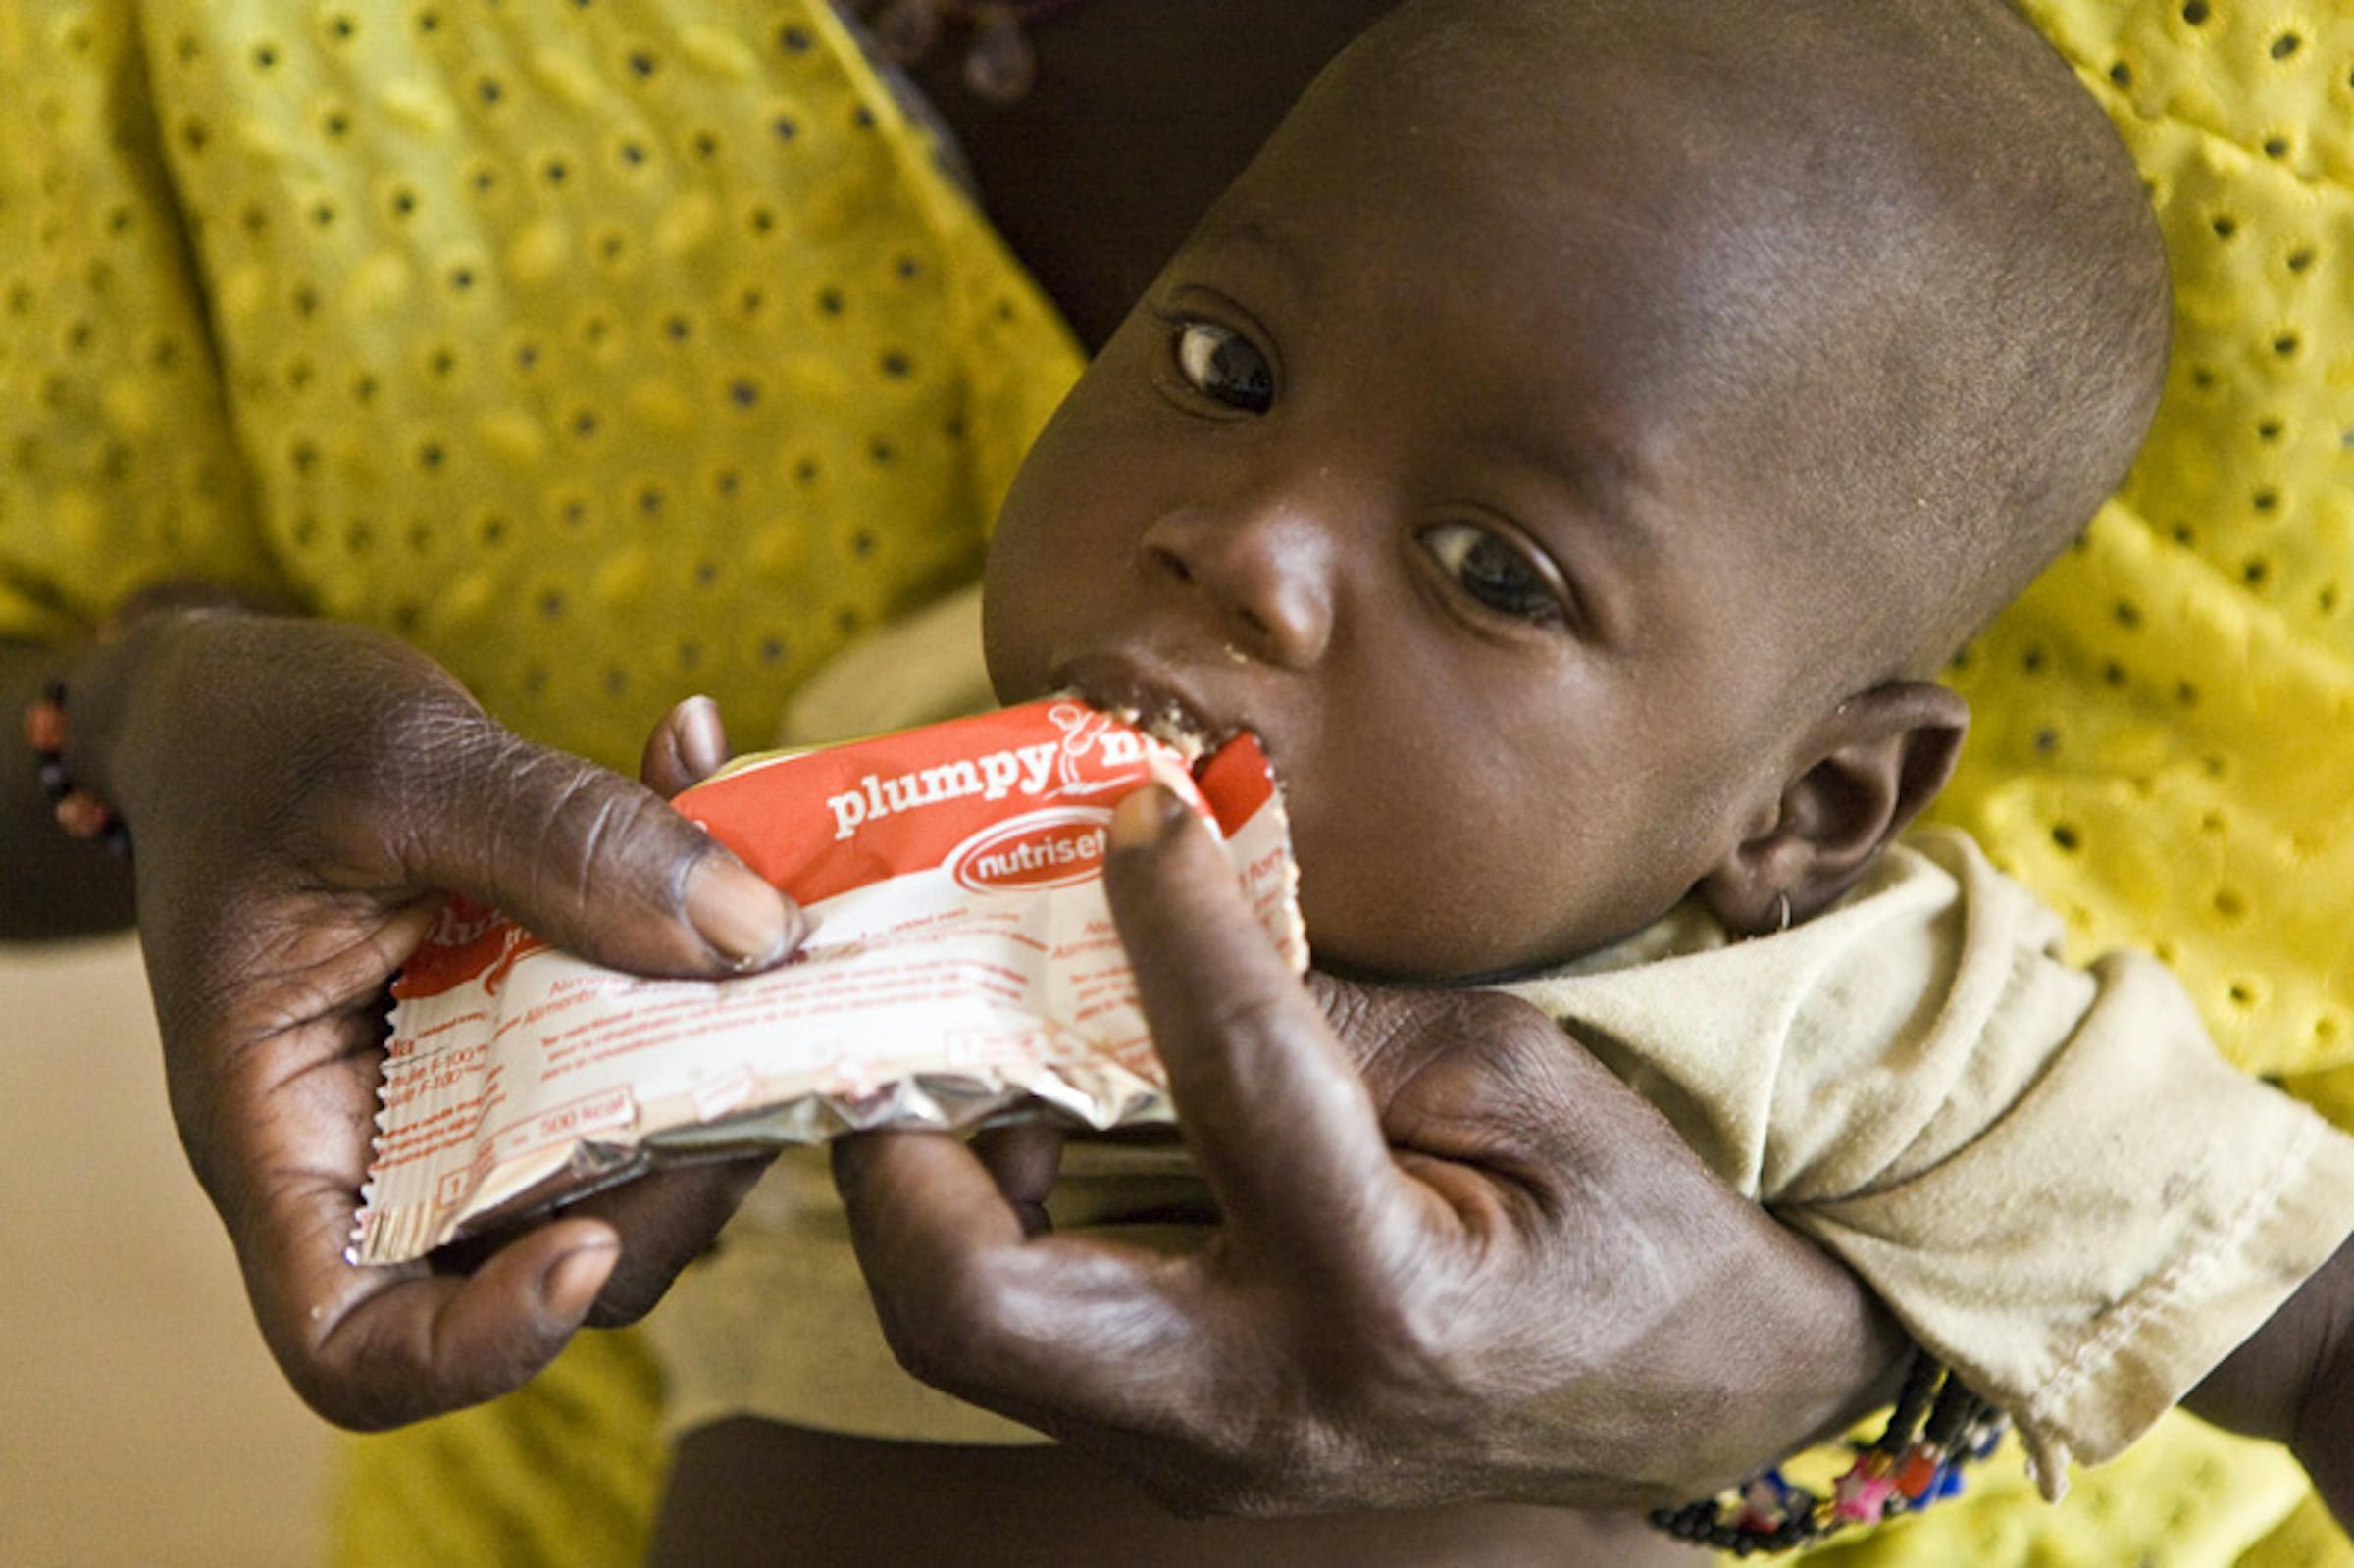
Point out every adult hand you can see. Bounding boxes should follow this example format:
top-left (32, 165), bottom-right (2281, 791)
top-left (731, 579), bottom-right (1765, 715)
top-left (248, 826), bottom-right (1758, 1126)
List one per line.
top-left (834, 785), bottom-right (1909, 1516)
top-left (66, 610), bottom-right (800, 1429)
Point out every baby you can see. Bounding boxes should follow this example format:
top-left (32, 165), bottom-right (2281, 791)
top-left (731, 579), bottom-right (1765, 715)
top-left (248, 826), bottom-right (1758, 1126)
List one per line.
top-left (642, 0), bottom-right (2353, 1560)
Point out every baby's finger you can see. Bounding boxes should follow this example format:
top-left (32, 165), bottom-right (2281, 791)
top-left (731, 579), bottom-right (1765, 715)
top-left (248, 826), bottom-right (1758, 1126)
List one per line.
top-left (1100, 787), bottom-right (1402, 1278)
top-left (970, 1123), bottom-right (1064, 1236)
top-left (640, 695), bottom-right (732, 799)
top-left (566, 1153), bottom-right (779, 1325)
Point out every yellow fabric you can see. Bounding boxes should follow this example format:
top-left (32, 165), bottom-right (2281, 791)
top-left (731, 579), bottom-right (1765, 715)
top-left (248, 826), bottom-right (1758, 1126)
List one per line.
top-left (2243, 1496), bottom-right (2354, 1568)
top-left (2, 3), bottom-right (1079, 1565)
top-left (0, 0), bottom-right (1079, 774)
top-left (333, 1329), bottom-right (669, 1568)
top-left (1942, 0), bottom-right (2354, 1089)
top-left (1812, 0), bottom-right (2354, 1561)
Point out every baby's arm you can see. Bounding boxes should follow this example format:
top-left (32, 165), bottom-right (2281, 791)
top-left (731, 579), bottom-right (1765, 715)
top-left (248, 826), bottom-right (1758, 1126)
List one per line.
top-left (1502, 829), bottom-right (2354, 1495)
top-left (2183, 1238), bottom-right (2353, 1524)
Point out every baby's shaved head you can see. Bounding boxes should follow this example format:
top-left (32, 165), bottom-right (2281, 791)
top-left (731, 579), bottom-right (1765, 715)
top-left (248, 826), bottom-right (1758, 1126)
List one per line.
top-left (1314, 0), bottom-right (2171, 689)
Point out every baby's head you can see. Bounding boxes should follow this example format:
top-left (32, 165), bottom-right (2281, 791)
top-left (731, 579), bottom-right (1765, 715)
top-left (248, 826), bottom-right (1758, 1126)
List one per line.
top-left (984, 0), bottom-right (2169, 981)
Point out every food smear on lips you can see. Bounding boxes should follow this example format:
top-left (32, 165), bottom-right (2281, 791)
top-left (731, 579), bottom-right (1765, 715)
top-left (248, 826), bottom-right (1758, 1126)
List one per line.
top-left (350, 698), bottom-right (1305, 1267)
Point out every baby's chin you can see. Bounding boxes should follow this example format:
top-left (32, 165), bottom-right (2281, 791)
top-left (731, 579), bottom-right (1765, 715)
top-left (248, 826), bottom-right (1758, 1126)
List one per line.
top-left (1296, 926), bottom-right (1540, 988)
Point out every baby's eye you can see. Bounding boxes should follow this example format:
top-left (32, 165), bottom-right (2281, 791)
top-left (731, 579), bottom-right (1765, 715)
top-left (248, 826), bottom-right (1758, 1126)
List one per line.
top-left (1173, 321), bottom-right (1274, 413)
top-left (1422, 523), bottom-right (1566, 625)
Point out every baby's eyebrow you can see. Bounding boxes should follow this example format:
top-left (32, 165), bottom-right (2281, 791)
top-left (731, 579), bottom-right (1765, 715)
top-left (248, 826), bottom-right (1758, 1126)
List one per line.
top-left (1488, 423), bottom-right (1658, 556)
top-left (1196, 212), bottom-right (1320, 297)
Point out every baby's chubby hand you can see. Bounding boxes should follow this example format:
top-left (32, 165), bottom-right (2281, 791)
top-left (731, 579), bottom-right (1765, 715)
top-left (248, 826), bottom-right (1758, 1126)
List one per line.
top-left (66, 616), bottom-right (803, 1429)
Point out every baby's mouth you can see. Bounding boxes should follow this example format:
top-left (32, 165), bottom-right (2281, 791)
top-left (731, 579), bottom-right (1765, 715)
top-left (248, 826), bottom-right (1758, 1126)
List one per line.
top-left (1052, 652), bottom-right (1238, 767)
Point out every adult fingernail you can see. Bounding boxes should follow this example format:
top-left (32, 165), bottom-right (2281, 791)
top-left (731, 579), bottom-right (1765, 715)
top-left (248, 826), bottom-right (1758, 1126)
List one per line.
top-left (539, 1241), bottom-right (618, 1322)
top-left (685, 853), bottom-right (795, 967)
top-left (1109, 785), bottom-right (1187, 850)
top-left (678, 695), bottom-right (728, 780)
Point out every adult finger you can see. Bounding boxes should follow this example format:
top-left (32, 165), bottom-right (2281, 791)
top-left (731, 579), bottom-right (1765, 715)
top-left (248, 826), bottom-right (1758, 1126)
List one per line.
top-left (430, 685), bottom-right (777, 1326)
top-left (273, 1203), bottom-right (622, 1429)
top-left (832, 1132), bottom-right (1216, 1440)
top-left (1100, 787), bottom-right (1405, 1275)
top-left (406, 715), bottom-right (803, 980)
top-left (181, 996), bottom-right (614, 1427)
top-left (78, 614), bottom-right (801, 983)
top-left (419, 1153), bottom-right (776, 1328)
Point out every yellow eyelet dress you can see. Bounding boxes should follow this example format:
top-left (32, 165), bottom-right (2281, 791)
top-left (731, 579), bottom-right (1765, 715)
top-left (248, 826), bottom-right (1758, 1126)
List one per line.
top-left (0, 0), bottom-right (1079, 777)
top-left (0, 3), bottom-right (1077, 1561)
top-left (1815, 2), bottom-right (2354, 1562)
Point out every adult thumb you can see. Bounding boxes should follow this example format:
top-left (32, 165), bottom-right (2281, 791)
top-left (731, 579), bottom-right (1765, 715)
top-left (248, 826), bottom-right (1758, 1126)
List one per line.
top-left (411, 725), bottom-right (802, 980)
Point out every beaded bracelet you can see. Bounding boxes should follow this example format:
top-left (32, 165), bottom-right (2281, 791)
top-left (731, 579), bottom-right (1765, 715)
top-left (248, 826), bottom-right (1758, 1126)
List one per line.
top-left (1649, 1352), bottom-right (2007, 1555)
top-left (25, 677), bottom-right (130, 858)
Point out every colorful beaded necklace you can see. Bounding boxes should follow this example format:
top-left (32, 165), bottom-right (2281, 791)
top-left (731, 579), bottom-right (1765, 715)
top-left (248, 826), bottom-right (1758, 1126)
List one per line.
top-left (1651, 1353), bottom-right (2007, 1555)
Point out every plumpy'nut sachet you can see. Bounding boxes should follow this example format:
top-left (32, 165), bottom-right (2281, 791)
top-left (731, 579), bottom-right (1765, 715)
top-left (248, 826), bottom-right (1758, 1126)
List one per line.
top-left (351, 699), bottom-right (1305, 1266)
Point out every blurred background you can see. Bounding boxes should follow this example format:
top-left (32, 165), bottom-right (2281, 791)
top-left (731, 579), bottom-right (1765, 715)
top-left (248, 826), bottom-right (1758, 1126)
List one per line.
top-left (1, 936), bottom-right (326, 1565)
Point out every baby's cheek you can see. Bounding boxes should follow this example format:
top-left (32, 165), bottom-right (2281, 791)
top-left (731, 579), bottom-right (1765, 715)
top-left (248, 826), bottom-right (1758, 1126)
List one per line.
top-left (1288, 805), bottom-right (1573, 979)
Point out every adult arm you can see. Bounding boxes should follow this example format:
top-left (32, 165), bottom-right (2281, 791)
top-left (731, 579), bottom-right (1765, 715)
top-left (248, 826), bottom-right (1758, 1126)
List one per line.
top-left (35, 602), bottom-right (800, 1427)
top-left (834, 785), bottom-right (1910, 1515)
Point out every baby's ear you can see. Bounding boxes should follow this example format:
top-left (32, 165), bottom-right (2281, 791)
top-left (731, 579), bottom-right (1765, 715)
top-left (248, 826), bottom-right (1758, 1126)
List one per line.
top-left (1697, 681), bottom-right (1969, 936)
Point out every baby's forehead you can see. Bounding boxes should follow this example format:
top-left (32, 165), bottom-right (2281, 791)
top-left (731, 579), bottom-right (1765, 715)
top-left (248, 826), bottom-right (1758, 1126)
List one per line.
top-left (1225, 95), bottom-right (1820, 494)
top-left (1250, 31), bottom-right (1863, 369)
top-left (1297, 11), bottom-right (1847, 211)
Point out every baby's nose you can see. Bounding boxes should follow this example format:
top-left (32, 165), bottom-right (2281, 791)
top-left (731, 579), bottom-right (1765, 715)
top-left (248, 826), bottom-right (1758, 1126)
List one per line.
top-left (1139, 503), bottom-right (1336, 669)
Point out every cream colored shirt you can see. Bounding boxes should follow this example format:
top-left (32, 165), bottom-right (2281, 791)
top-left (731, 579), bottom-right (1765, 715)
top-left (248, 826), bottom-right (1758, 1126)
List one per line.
top-left (645, 587), bottom-right (2354, 1497)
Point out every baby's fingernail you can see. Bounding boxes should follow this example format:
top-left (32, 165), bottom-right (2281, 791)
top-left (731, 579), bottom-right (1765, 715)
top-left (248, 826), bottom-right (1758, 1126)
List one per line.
top-left (1109, 785), bottom-right (1187, 850)
top-left (678, 695), bottom-right (728, 780)
top-left (685, 854), bottom-right (796, 967)
top-left (538, 1241), bottom-right (617, 1322)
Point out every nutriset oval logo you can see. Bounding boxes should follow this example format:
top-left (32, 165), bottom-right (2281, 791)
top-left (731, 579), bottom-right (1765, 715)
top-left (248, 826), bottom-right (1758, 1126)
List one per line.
top-left (947, 807), bottom-right (1113, 895)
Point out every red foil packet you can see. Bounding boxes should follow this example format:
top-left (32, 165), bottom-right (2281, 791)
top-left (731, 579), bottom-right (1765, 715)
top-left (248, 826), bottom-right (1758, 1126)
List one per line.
top-left (351, 699), bottom-right (1304, 1266)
